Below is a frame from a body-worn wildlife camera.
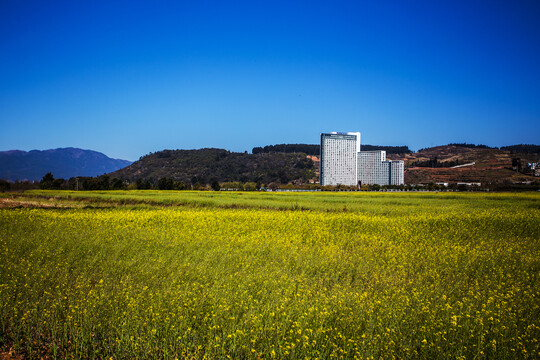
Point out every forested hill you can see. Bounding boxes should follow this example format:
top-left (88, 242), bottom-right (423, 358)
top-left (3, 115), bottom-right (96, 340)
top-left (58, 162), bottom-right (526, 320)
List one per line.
top-left (110, 148), bottom-right (316, 184)
top-left (252, 144), bottom-right (412, 155)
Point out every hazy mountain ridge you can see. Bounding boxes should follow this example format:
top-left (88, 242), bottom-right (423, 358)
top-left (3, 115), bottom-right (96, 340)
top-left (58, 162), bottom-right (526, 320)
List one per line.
top-left (0, 148), bottom-right (132, 181)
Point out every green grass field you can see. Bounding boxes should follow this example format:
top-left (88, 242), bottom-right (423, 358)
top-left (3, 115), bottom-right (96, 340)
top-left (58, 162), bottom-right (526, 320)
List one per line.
top-left (1, 191), bottom-right (539, 359)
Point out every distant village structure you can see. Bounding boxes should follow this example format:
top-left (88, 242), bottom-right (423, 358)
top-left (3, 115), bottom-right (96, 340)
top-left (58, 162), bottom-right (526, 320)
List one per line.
top-left (320, 132), bottom-right (404, 186)
top-left (527, 162), bottom-right (540, 177)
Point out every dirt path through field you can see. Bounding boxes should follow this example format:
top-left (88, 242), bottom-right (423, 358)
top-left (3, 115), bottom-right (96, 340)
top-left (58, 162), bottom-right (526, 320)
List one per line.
top-left (0, 197), bottom-right (66, 209)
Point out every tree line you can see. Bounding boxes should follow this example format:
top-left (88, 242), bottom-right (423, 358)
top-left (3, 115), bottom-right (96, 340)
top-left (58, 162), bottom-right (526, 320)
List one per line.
top-left (252, 144), bottom-right (412, 155)
top-left (36, 173), bottom-right (269, 191)
top-left (417, 143), bottom-right (540, 153)
top-left (501, 144), bottom-right (540, 154)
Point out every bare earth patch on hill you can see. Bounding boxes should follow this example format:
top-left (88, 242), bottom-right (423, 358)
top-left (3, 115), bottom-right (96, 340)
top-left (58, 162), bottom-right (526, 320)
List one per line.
top-left (387, 145), bottom-right (539, 184)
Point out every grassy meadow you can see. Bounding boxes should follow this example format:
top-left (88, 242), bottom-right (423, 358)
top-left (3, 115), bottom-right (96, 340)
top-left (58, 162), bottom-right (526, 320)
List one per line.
top-left (0, 191), bottom-right (539, 359)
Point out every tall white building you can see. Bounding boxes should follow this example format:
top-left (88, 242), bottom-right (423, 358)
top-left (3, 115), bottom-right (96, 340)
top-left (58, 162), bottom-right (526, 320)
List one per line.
top-left (320, 132), bottom-right (404, 186)
top-left (320, 132), bottom-right (360, 186)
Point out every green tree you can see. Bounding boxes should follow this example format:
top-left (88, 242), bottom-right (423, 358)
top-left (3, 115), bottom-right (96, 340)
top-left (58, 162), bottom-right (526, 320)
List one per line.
top-left (100, 175), bottom-right (110, 190)
top-left (40, 172), bottom-right (55, 189)
top-left (512, 158), bottom-right (522, 172)
top-left (144, 180), bottom-right (153, 189)
top-left (192, 182), bottom-right (204, 190)
top-left (52, 178), bottom-right (65, 190)
top-left (175, 180), bottom-right (187, 190)
top-left (158, 177), bottom-right (174, 190)
top-left (0, 180), bottom-right (11, 192)
top-left (111, 178), bottom-right (125, 190)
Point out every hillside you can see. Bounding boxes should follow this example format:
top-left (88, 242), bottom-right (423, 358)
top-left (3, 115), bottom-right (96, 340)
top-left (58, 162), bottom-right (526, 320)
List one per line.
top-left (110, 148), bottom-right (316, 185)
top-left (109, 145), bottom-right (539, 186)
top-left (386, 145), bottom-right (540, 184)
top-left (0, 148), bottom-right (132, 181)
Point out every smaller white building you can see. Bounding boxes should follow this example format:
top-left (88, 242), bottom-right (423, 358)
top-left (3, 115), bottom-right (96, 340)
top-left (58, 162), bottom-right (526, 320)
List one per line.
top-left (389, 160), bottom-right (404, 185)
top-left (358, 150), bottom-right (404, 186)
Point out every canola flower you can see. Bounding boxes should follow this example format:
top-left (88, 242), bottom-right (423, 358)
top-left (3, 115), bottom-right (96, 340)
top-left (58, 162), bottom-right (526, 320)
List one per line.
top-left (0, 191), bottom-right (538, 359)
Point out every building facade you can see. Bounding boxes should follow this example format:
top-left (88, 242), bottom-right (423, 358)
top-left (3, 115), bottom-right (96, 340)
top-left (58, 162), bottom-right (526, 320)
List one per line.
top-left (320, 132), bottom-right (404, 186)
top-left (357, 151), bottom-right (386, 185)
top-left (357, 151), bottom-right (404, 186)
top-left (320, 132), bottom-right (360, 186)
top-left (389, 160), bottom-right (404, 185)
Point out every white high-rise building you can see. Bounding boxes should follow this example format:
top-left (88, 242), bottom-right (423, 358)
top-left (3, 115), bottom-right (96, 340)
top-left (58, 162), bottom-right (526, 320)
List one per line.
top-left (320, 132), bottom-right (404, 186)
top-left (320, 132), bottom-right (361, 186)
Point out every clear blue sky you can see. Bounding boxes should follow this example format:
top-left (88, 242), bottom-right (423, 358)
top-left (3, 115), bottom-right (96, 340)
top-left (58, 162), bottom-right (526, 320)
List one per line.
top-left (1, 0), bottom-right (539, 161)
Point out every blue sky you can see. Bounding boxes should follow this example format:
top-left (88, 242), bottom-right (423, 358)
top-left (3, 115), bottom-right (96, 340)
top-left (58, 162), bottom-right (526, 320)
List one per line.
top-left (1, 0), bottom-right (539, 161)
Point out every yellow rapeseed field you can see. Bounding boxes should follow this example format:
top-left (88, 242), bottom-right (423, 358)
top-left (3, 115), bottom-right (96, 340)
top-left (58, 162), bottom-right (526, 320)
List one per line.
top-left (0, 191), bottom-right (538, 359)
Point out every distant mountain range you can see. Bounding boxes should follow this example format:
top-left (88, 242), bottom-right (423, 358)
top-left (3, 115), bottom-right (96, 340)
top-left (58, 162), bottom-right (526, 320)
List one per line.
top-left (0, 148), bottom-right (132, 181)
